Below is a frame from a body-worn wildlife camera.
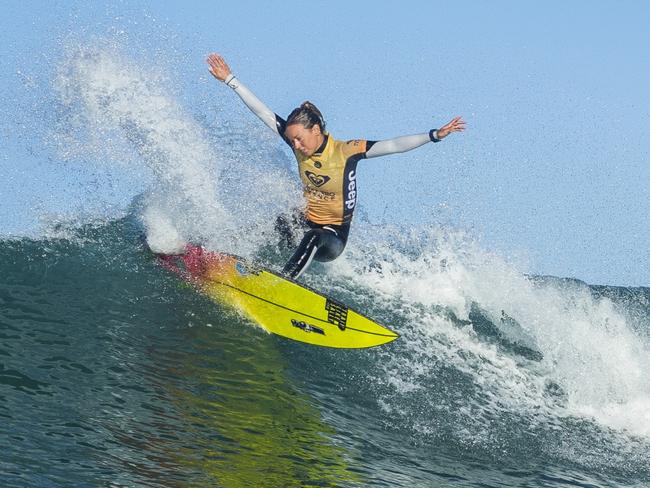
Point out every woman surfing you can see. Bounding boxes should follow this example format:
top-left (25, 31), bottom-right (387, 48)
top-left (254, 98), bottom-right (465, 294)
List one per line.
top-left (207, 53), bottom-right (465, 279)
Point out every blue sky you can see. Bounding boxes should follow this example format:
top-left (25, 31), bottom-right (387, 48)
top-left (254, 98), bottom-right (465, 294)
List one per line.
top-left (1, 1), bottom-right (649, 286)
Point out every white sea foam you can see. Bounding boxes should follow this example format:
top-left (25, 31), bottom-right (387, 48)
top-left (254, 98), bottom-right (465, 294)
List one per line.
top-left (52, 45), bottom-right (230, 252)
top-left (329, 225), bottom-right (650, 442)
top-left (51, 44), bottom-right (301, 258)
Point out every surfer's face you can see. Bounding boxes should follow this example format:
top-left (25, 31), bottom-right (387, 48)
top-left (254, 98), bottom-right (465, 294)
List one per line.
top-left (285, 123), bottom-right (323, 157)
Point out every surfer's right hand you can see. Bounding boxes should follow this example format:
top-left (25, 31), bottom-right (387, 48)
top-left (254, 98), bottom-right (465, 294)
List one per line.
top-left (436, 116), bottom-right (466, 139)
top-left (206, 53), bottom-right (232, 82)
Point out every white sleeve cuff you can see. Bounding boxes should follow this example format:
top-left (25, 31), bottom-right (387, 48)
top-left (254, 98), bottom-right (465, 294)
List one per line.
top-left (224, 74), bottom-right (239, 89)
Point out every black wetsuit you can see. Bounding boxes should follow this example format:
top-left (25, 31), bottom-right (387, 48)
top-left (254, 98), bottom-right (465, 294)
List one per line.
top-left (275, 209), bottom-right (351, 278)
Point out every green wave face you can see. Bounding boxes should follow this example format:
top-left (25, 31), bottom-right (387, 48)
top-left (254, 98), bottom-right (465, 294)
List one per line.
top-left (3, 217), bottom-right (650, 487)
top-left (0, 220), bottom-right (360, 487)
top-left (159, 322), bottom-right (361, 488)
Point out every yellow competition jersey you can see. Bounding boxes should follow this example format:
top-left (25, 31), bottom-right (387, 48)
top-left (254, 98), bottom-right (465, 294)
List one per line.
top-left (293, 135), bottom-right (368, 225)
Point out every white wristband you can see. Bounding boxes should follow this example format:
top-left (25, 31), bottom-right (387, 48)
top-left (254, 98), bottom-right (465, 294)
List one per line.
top-left (224, 74), bottom-right (239, 89)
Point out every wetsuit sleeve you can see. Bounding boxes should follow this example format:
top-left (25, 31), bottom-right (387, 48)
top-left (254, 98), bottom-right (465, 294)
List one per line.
top-left (224, 75), bottom-right (288, 142)
top-left (364, 131), bottom-right (440, 159)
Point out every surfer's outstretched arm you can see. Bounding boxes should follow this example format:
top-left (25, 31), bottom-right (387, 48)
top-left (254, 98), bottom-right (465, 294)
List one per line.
top-left (207, 53), bottom-right (287, 136)
top-left (365, 116), bottom-right (465, 159)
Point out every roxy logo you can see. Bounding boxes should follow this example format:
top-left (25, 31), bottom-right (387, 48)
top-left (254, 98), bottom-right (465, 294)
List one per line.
top-left (305, 171), bottom-right (330, 187)
top-left (345, 170), bottom-right (357, 210)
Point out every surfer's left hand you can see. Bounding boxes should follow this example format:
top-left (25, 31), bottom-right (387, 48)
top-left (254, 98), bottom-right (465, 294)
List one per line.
top-left (436, 116), bottom-right (466, 139)
top-left (206, 53), bottom-right (232, 82)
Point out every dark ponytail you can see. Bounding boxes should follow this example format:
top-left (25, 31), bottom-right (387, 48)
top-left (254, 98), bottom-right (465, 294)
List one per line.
top-left (286, 101), bottom-right (326, 132)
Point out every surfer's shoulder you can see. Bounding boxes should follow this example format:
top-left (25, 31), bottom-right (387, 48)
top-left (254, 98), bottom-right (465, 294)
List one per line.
top-left (342, 138), bottom-right (369, 155)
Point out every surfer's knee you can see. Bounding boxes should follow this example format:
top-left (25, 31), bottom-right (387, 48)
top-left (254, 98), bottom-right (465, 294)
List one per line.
top-left (282, 225), bottom-right (347, 278)
top-left (313, 231), bottom-right (345, 262)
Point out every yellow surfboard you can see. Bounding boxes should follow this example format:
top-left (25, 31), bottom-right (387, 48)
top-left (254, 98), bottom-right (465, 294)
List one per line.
top-left (158, 245), bottom-right (398, 349)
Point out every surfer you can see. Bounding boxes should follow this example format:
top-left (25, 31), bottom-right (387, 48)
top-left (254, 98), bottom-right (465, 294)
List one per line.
top-left (207, 53), bottom-right (465, 279)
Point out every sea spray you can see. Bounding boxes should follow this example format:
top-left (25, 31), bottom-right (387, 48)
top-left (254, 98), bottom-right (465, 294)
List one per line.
top-left (51, 45), bottom-right (232, 249)
top-left (49, 44), bottom-right (303, 258)
top-left (323, 224), bottom-right (650, 469)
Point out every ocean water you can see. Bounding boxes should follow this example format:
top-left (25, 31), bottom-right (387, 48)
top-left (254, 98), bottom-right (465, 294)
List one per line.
top-left (3, 217), bottom-right (650, 487)
top-left (3, 44), bottom-right (650, 487)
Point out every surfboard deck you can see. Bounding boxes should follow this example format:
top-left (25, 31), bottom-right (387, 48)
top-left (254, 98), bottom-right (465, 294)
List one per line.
top-left (157, 244), bottom-right (398, 349)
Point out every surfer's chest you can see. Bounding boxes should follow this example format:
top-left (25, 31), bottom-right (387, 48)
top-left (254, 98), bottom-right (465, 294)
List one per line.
top-left (298, 155), bottom-right (345, 192)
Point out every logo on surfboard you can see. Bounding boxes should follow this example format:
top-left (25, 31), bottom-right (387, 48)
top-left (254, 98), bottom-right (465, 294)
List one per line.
top-left (291, 319), bottom-right (325, 335)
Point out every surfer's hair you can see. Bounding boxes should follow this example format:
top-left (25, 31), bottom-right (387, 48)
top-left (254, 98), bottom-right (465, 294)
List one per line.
top-left (286, 101), bottom-right (326, 132)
